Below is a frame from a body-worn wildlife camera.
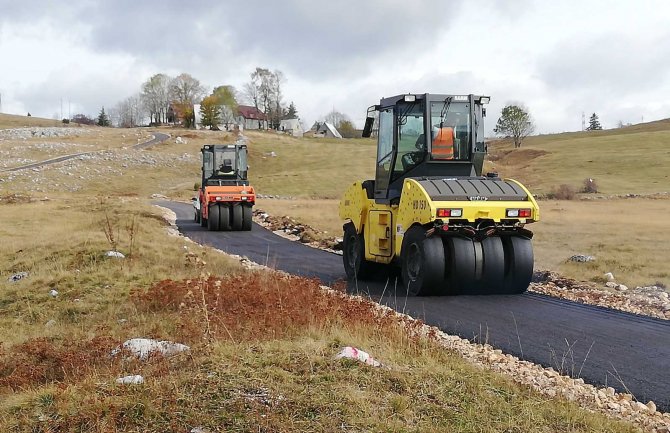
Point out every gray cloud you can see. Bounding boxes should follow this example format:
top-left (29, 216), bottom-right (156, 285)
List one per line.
top-left (536, 32), bottom-right (670, 94)
top-left (1, 1), bottom-right (460, 80)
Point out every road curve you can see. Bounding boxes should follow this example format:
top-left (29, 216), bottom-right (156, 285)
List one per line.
top-left (1, 131), bottom-right (170, 173)
top-left (162, 200), bottom-right (670, 412)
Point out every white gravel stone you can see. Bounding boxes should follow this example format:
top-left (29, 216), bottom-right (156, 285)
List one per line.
top-left (111, 338), bottom-right (190, 360)
top-left (116, 375), bottom-right (144, 385)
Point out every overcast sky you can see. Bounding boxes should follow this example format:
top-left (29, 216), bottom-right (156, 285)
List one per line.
top-left (1, 0), bottom-right (669, 134)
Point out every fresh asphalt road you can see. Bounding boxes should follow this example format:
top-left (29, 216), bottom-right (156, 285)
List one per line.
top-left (162, 201), bottom-right (670, 411)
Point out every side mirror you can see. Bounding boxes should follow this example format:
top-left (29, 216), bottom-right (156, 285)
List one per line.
top-left (362, 117), bottom-right (374, 138)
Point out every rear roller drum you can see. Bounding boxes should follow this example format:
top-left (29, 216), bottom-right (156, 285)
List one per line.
top-left (219, 204), bottom-right (231, 231)
top-left (443, 236), bottom-right (476, 295)
top-left (401, 226), bottom-right (445, 296)
top-left (478, 236), bottom-right (506, 294)
top-left (207, 204), bottom-right (220, 231)
top-left (199, 209), bottom-right (207, 227)
top-left (242, 204), bottom-right (253, 231)
top-left (194, 209), bottom-right (200, 223)
top-left (501, 236), bottom-right (534, 294)
top-left (342, 222), bottom-right (372, 280)
top-left (231, 204), bottom-right (243, 231)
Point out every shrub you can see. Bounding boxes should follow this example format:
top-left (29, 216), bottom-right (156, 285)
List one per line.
top-left (582, 178), bottom-right (598, 193)
top-left (193, 182), bottom-right (200, 191)
top-left (548, 184), bottom-right (576, 200)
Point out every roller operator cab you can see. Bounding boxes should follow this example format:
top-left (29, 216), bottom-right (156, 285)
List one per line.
top-left (339, 94), bottom-right (540, 295)
top-left (195, 144), bottom-right (255, 231)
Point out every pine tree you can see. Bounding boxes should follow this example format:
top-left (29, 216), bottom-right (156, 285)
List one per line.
top-left (586, 113), bottom-right (602, 130)
top-left (285, 101), bottom-right (298, 119)
top-left (97, 106), bottom-right (110, 127)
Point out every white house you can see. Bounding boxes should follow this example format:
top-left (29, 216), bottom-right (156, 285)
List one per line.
top-left (279, 118), bottom-right (303, 137)
top-left (315, 122), bottom-right (342, 139)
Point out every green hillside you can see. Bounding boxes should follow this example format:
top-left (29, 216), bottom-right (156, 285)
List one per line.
top-left (488, 120), bottom-right (670, 195)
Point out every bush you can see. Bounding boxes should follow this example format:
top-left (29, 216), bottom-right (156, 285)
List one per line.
top-left (582, 178), bottom-right (598, 193)
top-left (61, 118), bottom-right (70, 124)
top-left (193, 182), bottom-right (200, 191)
top-left (548, 184), bottom-right (576, 200)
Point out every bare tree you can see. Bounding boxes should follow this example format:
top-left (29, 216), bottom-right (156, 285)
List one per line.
top-left (323, 109), bottom-right (350, 127)
top-left (115, 94), bottom-right (145, 127)
top-left (243, 67), bottom-right (287, 129)
top-left (141, 73), bottom-right (171, 125)
top-left (169, 73), bottom-right (206, 105)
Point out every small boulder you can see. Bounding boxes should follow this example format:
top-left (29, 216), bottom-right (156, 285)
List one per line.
top-left (604, 272), bottom-right (615, 281)
top-left (49, 289), bottom-right (59, 297)
top-left (568, 254), bottom-right (595, 263)
top-left (106, 251), bottom-right (125, 259)
top-left (111, 338), bottom-right (190, 361)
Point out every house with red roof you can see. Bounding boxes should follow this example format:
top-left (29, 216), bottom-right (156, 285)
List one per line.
top-left (236, 105), bottom-right (267, 130)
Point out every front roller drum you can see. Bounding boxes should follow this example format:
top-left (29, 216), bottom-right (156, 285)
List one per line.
top-left (401, 226), bottom-right (445, 296)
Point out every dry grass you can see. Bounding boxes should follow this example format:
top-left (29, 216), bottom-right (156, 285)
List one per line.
top-left (0, 271), bottom-right (639, 432)
top-left (0, 113), bottom-right (65, 129)
top-left (532, 198), bottom-right (670, 287)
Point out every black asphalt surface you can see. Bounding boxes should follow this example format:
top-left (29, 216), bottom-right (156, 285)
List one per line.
top-left (1, 131), bottom-right (170, 173)
top-left (163, 200), bottom-right (670, 411)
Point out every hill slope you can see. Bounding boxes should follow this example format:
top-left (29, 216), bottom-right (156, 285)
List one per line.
top-left (0, 113), bottom-right (66, 129)
top-left (488, 119), bottom-right (670, 195)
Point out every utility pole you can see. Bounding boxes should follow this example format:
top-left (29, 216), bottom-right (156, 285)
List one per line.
top-left (581, 112), bottom-right (585, 131)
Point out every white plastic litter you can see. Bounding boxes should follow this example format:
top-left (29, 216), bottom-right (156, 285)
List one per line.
top-left (335, 346), bottom-right (382, 367)
top-left (106, 251), bottom-right (125, 259)
top-left (49, 289), bottom-right (59, 297)
top-left (111, 338), bottom-right (190, 360)
top-left (116, 375), bottom-right (144, 385)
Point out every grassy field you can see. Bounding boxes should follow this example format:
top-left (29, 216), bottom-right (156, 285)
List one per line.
top-left (0, 113), bottom-right (65, 129)
top-left (0, 124), bottom-right (645, 430)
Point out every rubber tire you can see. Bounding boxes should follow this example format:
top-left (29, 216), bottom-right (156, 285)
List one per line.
top-left (478, 236), bottom-right (506, 294)
top-left (231, 204), bottom-right (243, 231)
top-left (242, 204), bottom-right (253, 231)
top-left (342, 222), bottom-right (372, 280)
top-left (194, 209), bottom-right (200, 223)
top-left (208, 204), bottom-right (220, 231)
top-left (219, 204), bottom-right (231, 231)
top-left (200, 209), bottom-right (207, 227)
top-left (444, 236), bottom-right (477, 295)
top-left (501, 236), bottom-right (534, 294)
top-left (401, 226), bottom-right (445, 296)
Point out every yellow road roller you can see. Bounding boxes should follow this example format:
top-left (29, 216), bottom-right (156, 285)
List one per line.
top-left (339, 94), bottom-right (540, 295)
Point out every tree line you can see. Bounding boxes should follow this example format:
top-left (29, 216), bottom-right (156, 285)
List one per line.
top-left (74, 68), bottom-right (303, 130)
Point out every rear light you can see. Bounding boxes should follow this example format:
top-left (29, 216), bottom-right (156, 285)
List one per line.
top-left (507, 208), bottom-right (531, 218)
top-left (437, 208), bottom-right (462, 218)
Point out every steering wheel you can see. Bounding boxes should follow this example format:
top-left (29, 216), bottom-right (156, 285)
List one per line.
top-left (401, 152), bottom-right (423, 171)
